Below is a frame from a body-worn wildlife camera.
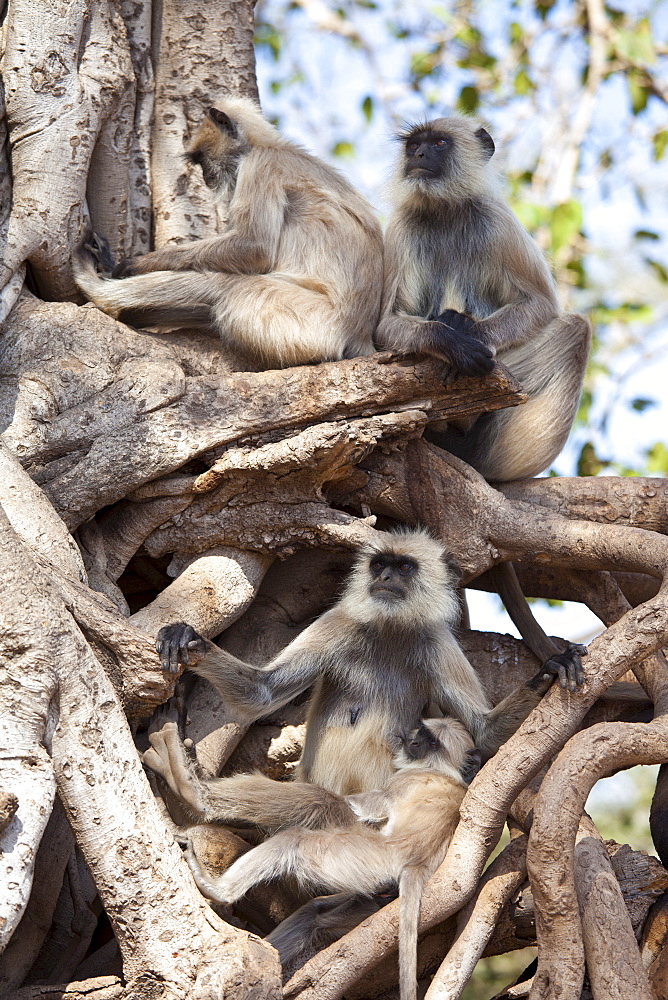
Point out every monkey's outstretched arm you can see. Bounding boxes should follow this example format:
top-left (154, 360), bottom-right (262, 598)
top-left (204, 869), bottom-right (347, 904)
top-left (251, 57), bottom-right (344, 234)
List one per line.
top-left (156, 620), bottom-right (331, 721)
top-left (474, 644), bottom-right (587, 759)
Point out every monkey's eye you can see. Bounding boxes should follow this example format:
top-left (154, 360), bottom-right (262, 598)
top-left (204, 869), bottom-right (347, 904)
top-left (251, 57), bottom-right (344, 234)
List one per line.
top-left (434, 138), bottom-right (448, 148)
top-left (428, 737), bottom-right (439, 748)
top-left (398, 562), bottom-right (415, 576)
top-left (370, 558), bottom-right (385, 574)
top-left (406, 141), bottom-right (419, 152)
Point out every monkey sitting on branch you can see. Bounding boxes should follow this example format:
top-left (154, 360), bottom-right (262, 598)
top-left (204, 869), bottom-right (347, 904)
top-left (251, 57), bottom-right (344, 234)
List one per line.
top-left (376, 115), bottom-right (591, 482)
top-left (152, 529), bottom-right (585, 803)
top-left (181, 717), bottom-right (478, 1000)
top-left (74, 98), bottom-right (384, 370)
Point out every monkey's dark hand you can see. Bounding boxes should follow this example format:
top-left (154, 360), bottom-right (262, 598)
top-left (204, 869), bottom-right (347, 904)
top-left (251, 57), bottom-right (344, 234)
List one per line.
top-left (432, 308), bottom-right (478, 335)
top-left (531, 643), bottom-right (587, 695)
top-left (112, 256), bottom-right (141, 279)
top-left (83, 232), bottom-right (114, 274)
top-left (425, 320), bottom-right (495, 377)
top-left (156, 622), bottom-right (205, 674)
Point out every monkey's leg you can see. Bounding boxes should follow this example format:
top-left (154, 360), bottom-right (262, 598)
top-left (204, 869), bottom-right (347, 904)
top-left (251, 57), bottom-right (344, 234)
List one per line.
top-left (200, 832), bottom-right (308, 904)
top-left (208, 273), bottom-right (362, 367)
top-left (266, 892), bottom-right (392, 967)
top-left (428, 312), bottom-right (591, 482)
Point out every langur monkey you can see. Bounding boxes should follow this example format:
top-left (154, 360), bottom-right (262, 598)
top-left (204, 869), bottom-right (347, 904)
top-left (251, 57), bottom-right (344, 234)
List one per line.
top-left (182, 717), bottom-right (479, 1000)
top-left (154, 528), bottom-right (585, 799)
top-left (74, 98), bottom-right (383, 369)
top-left (376, 115), bottom-right (591, 482)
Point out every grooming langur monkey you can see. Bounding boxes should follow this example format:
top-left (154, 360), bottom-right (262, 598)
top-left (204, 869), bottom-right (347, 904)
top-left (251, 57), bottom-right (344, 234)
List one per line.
top-left (376, 115), bottom-right (591, 482)
top-left (182, 717), bottom-right (479, 1000)
top-left (154, 529), bottom-right (585, 799)
top-left (74, 98), bottom-right (383, 369)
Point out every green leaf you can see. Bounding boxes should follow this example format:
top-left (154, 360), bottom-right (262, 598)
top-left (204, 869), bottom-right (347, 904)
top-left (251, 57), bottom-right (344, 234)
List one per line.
top-left (645, 442), bottom-right (668, 475)
top-left (361, 95), bottom-right (373, 123)
top-left (534, 0), bottom-right (557, 20)
top-left (653, 129), bottom-right (668, 161)
top-left (634, 229), bottom-right (660, 240)
top-left (410, 49), bottom-right (440, 82)
top-left (647, 259), bottom-right (668, 283)
top-left (549, 200), bottom-right (583, 254)
top-left (457, 86), bottom-right (479, 114)
top-left (514, 69), bottom-right (534, 95)
top-left (577, 442), bottom-right (608, 477)
top-left (631, 397), bottom-right (656, 412)
top-left (576, 388), bottom-right (592, 424)
top-left (331, 141), bottom-right (355, 159)
top-left (627, 71), bottom-right (649, 114)
top-left (509, 21), bottom-right (523, 44)
top-left (615, 20), bottom-right (655, 65)
top-left (254, 23), bottom-right (282, 61)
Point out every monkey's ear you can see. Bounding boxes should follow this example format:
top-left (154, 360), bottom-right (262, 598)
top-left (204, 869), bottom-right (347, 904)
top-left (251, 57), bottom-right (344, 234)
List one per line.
top-left (441, 552), bottom-right (462, 585)
top-left (208, 108), bottom-right (238, 137)
top-left (475, 127), bottom-right (495, 160)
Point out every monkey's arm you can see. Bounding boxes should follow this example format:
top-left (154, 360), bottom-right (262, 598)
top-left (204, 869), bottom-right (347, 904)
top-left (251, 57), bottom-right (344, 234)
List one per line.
top-left (113, 156), bottom-right (288, 278)
top-left (376, 229), bottom-right (494, 377)
top-left (474, 645), bottom-right (586, 759)
top-left (452, 225), bottom-right (560, 353)
top-left (112, 233), bottom-right (273, 278)
top-left (156, 620), bottom-right (331, 722)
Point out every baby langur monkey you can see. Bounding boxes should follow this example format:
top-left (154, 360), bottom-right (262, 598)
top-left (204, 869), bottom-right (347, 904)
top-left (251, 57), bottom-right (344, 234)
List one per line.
top-left (74, 98), bottom-right (383, 369)
top-left (186, 717), bottom-right (480, 1000)
top-left (376, 115), bottom-right (591, 481)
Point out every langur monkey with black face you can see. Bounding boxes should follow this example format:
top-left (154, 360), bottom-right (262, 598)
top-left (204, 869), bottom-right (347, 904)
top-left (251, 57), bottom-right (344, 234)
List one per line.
top-left (376, 115), bottom-right (591, 482)
top-left (152, 529), bottom-right (584, 802)
top-left (74, 98), bottom-right (383, 369)
top-left (182, 717), bottom-right (480, 1000)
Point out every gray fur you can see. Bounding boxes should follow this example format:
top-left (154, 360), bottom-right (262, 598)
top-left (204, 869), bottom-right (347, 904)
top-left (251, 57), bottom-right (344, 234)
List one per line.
top-left (376, 114), bottom-right (591, 481)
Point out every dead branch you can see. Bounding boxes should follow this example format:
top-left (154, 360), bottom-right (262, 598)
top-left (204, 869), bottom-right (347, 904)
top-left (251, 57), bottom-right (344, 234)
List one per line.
top-left (527, 717), bottom-right (668, 1000)
top-left (424, 830), bottom-right (528, 999)
top-left (499, 477), bottom-right (668, 534)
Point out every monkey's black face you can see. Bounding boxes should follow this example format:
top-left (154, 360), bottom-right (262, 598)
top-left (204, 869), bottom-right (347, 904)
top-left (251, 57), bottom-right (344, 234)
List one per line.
top-left (185, 149), bottom-right (226, 190)
top-left (403, 131), bottom-right (452, 180)
top-left (368, 554), bottom-right (417, 601)
top-left (400, 723), bottom-right (440, 760)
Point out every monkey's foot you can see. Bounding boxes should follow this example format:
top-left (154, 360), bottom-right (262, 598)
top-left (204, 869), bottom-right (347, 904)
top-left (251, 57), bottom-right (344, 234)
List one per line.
top-left (143, 716), bottom-right (206, 816)
top-left (83, 231), bottom-right (114, 273)
top-left (156, 622), bottom-right (206, 674)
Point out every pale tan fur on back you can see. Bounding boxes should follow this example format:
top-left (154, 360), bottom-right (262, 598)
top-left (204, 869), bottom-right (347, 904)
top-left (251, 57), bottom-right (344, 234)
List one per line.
top-left (74, 98), bottom-right (383, 369)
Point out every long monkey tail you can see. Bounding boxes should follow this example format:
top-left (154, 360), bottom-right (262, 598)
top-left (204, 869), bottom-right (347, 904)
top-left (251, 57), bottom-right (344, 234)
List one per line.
top-left (398, 866), bottom-right (427, 1000)
top-left (206, 772), bottom-right (356, 832)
